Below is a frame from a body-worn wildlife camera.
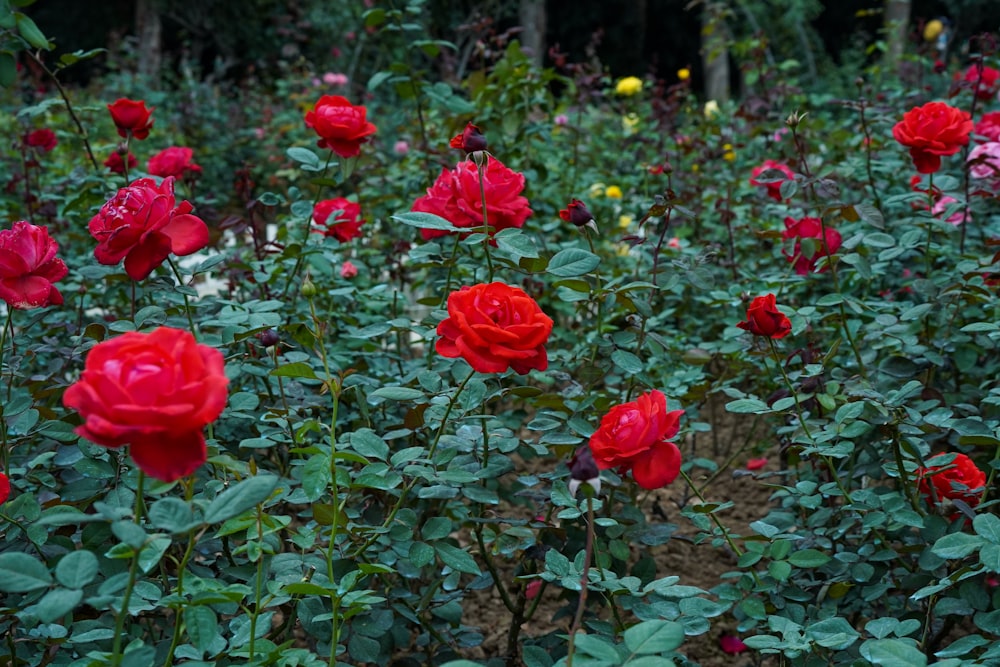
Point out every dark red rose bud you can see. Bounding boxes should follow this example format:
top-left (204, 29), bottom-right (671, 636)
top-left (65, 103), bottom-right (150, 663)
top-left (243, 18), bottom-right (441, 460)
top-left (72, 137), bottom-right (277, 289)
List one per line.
top-left (559, 198), bottom-right (595, 228)
top-left (450, 122), bottom-right (488, 153)
top-left (256, 329), bottom-right (280, 348)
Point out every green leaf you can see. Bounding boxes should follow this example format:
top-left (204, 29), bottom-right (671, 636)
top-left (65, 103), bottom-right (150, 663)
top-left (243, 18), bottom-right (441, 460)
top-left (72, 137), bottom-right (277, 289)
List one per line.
top-left (33, 587), bottom-right (83, 622)
top-left (572, 633), bottom-right (623, 662)
top-left (369, 386), bottom-right (425, 401)
top-left (494, 228), bottom-right (539, 259)
top-left (0, 53), bottom-right (17, 88)
top-left (979, 544), bottom-right (1000, 573)
top-left (269, 362), bottom-right (318, 380)
top-left (392, 211), bottom-right (460, 232)
top-left (149, 497), bottom-right (197, 533)
top-left (15, 12), bottom-right (50, 49)
top-left (434, 542), bottom-right (480, 575)
top-left (806, 617), bottom-right (860, 649)
top-left (623, 619), bottom-right (685, 654)
top-left (547, 248), bottom-right (600, 277)
top-left (203, 475), bottom-right (278, 524)
top-left (788, 549), bottom-right (831, 568)
top-left (286, 146), bottom-right (320, 169)
top-left (859, 639), bottom-right (927, 667)
top-left (0, 552), bottom-right (52, 592)
top-left (55, 550), bottom-right (98, 589)
top-left (725, 398), bottom-right (771, 414)
top-left (138, 537), bottom-right (172, 573)
top-left (350, 429), bottom-right (390, 460)
top-left (184, 606), bottom-right (218, 653)
top-left (611, 349), bottom-right (643, 375)
top-left (974, 514), bottom-right (1000, 545)
top-left (932, 532), bottom-right (985, 560)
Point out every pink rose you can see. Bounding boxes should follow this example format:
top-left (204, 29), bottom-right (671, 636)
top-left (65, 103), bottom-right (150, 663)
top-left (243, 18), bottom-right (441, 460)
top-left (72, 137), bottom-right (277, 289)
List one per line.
top-left (968, 141), bottom-right (1000, 189)
top-left (0, 221), bottom-right (68, 309)
top-left (932, 196), bottom-right (970, 225)
top-left (340, 260), bottom-right (358, 278)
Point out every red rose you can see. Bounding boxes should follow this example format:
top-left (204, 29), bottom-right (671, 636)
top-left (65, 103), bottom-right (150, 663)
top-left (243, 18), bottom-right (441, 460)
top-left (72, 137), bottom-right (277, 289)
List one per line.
top-left (411, 156), bottom-right (532, 241)
top-left (588, 390), bottom-right (684, 490)
top-left (104, 150), bottom-right (138, 175)
top-left (559, 198), bottom-right (596, 229)
top-left (304, 95), bottom-right (377, 158)
top-left (312, 197), bottom-right (365, 242)
top-left (750, 160), bottom-right (795, 201)
top-left (450, 122), bottom-right (488, 153)
top-left (107, 98), bottom-right (154, 140)
top-left (958, 63), bottom-right (1000, 101)
top-left (436, 282), bottom-right (553, 374)
top-left (24, 128), bottom-right (57, 152)
top-left (720, 635), bottom-right (749, 655)
top-left (975, 112), bottom-right (1000, 143)
top-left (737, 294), bottom-right (792, 339)
top-left (62, 327), bottom-right (229, 483)
top-left (0, 472), bottom-right (9, 504)
top-left (148, 146), bottom-right (202, 180)
top-left (917, 453), bottom-right (986, 506)
top-left (88, 177), bottom-right (209, 280)
top-left (0, 221), bottom-right (68, 309)
top-left (892, 102), bottom-right (973, 174)
top-left (782, 216), bottom-right (842, 275)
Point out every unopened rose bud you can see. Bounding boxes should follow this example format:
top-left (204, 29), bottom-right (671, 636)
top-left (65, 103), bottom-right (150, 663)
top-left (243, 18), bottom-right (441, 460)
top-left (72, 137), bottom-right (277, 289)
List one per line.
top-left (301, 277), bottom-right (317, 298)
top-left (559, 198), bottom-right (598, 234)
top-left (449, 122), bottom-right (488, 153)
top-left (568, 446), bottom-right (601, 496)
top-left (256, 329), bottom-right (280, 348)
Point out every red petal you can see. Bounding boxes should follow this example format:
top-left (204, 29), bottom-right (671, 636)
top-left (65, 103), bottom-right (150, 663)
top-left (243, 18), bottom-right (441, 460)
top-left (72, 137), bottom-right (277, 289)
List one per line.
top-left (129, 429), bottom-right (207, 482)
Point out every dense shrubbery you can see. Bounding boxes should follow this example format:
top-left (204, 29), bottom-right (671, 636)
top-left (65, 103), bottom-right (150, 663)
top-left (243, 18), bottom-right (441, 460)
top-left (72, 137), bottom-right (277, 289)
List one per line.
top-left (3, 1), bottom-right (1000, 667)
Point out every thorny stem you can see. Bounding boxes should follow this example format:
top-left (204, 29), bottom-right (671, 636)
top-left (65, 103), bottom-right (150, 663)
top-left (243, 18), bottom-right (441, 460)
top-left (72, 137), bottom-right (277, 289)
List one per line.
top-left (565, 494), bottom-right (596, 667)
top-left (25, 51), bottom-right (99, 172)
top-left (476, 156), bottom-right (495, 282)
top-left (248, 503), bottom-right (266, 665)
top-left (282, 152), bottom-right (335, 300)
top-left (110, 471), bottom-right (145, 667)
top-left (167, 257), bottom-right (197, 333)
top-left (163, 483), bottom-right (206, 667)
top-left (585, 230), bottom-right (604, 364)
top-left (857, 94), bottom-right (883, 211)
top-left (0, 308), bottom-right (12, 475)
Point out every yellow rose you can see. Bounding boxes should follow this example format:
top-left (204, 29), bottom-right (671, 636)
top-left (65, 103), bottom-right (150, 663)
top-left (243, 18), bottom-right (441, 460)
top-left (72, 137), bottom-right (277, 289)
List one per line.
top-left (723, 143), bottom-right (736, 162)
top-left (588, 183), bottom-right (606, 198)
top-left (605, 185), bottom-right (623, 199)
top-left (618, 215), bottom-right (633, 229)
top-left (678, 68), bottom-right (690, 81)
top-left (923, 19), bottom-right (943, 42)
top-left (704, 100), bottom-right (720, 119)
top-left (615, 76), bottom-right (643, 96)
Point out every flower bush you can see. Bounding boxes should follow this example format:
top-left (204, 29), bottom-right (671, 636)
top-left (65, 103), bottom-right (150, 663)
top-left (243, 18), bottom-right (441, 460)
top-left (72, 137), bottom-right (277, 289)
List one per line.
top-left (2, 6), bottom-right (1000, 667)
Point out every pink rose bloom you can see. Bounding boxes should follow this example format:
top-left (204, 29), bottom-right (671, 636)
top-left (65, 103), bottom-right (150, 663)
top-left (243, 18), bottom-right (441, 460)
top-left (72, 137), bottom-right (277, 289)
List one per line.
top-left (959, 63), bottom-right (1000, 100)
top-left (554, 114), bottom-right (569, 126)
top-left (932, 196), bottom-right (970, 226)
top-left (667, 237), bottom-right (681, 249)
top-left (393, 140), bottom-right (409, 156)
top-left (720, 635), bottom-right (748, 655)
top-left (340, 261), bottom-right (358, 278)
top-left (323, 72), bottom-right (349, 86)
top-left (0, 221), bottom-right (68, 309)
top-left (750, 160), bottom-right (795, 201)
top-left (968, 141), bottom-right (1000, 188)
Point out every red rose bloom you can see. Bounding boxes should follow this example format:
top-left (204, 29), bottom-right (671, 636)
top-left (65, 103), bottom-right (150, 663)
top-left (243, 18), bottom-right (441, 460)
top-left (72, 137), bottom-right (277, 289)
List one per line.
top-left (975, 112), bottom-right (1000, 143)
top-left (892, 102), bottom-right (973, 174)
top-left (450, 122), bottom-right (488, 153)
top-left (0, 221), bottom-right (68, 309)
top-left (436, 282), bottom-right (553, 374)
top-left (0, 471), bottom-right (9, 504)
top-left (104, 151), bottom-right (138, 175)
top-left (88, 177), bottom-right (209, 280)
top-left (559, 198), bottom-right (595, 229)
top-left (720, 635), bottom-right (749, 655)
top-left (917, 453), bottom-right (986, 506)
top-left (304, 95), bottom-right (377, 158)
top-left (411, 156), bottom-right (532, 241)
top-left (148, 147), bottom-right (202, 180)
top-left (750, 160), bottom-right (795, 201)
top-left (62, 327), bottom-right (229, 483)
top-left (782, 216), bottom-right (842, 275)
top-left (958, 63), bottom-right (1000, 101)
top-left (107, 98), bottom-right (154, 140)
top-left (589, 390), bottom-right (684, 490)
top-left (312, 197), bottom-right (365, 242)
top-left (737, 294), bottom-right (792, 339)
top-left (24, 128), bottom-right (57, 152)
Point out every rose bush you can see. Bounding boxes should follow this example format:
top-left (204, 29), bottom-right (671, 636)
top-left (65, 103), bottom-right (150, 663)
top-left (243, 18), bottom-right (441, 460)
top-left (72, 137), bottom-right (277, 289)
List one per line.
top-left (436, 282), bottom-right (553, 374)
top-left (88, 177), bottom-right (209, 280)
top-left (0, 221), bottom-right (67, 309)
top-left (411, 156), bottom-right (532, 240)
top-left (589, 390), bottom-right (684, 490)
top-left (62, 327), bottom-right (229, 483)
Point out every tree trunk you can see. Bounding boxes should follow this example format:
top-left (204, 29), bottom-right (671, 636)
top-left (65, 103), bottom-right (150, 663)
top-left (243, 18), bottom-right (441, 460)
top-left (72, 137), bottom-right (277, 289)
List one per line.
top-left (519, 0), bottom-right (547, 67)
top-left (701, 1), bottom-right (730, 103)
top-left (135, 0), bottom-right (162, 85)
top-left (883, 0), bottom-right (911, 75)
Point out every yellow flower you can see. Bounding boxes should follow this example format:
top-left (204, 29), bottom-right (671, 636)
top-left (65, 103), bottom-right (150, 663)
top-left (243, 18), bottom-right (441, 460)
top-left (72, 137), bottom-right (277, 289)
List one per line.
top-left (923, 19), bottom-right (943, 42)
top-left (677, 68), bottom-right (690, 81)
top-left (618, 214), bottom-right (633, 229)
top-left (588, 183), bottom-right (606, 198)
top-left (616, 244), bottom-right (631, 257)
top-left (704, 100), bottom-right (720, 119)
top-left (692, 164), bottom-right (700, 173)
top-left (723, 143), bottom-right (736, 162)
top-left (605, 185), bottom-right (623, 199)
top-left (615, 76), bottom-right (643, 96)
top-left (622, 113), bottom-right (640, 134)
